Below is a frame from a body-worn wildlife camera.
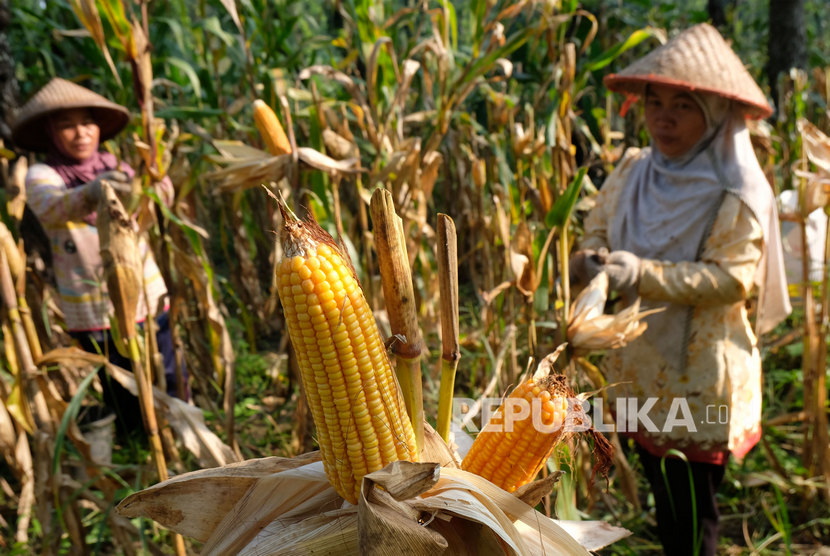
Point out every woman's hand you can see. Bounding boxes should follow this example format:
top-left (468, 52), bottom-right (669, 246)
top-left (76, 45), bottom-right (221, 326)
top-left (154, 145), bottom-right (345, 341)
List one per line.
top-left (83, 170), bottom-right (132, 204)
top-left (604, 250), bottom-right (641, 292)
top-left (570, 248), bottom-right (608, 287)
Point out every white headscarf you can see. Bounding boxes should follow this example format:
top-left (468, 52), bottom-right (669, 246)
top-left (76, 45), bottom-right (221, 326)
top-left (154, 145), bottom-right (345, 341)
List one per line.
top-left (610, 91), bottom-right (791, 368)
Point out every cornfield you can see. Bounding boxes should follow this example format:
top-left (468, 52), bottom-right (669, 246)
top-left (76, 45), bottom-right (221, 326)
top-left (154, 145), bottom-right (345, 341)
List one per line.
top-left (2, 0), bottom-right (829, 553)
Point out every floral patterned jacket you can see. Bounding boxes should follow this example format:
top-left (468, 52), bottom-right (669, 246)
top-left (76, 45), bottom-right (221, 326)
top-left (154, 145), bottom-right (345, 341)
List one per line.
top-left (26, 162), bottom-right (169, 332)
top-left (581, 148), bottom-right (764, 464)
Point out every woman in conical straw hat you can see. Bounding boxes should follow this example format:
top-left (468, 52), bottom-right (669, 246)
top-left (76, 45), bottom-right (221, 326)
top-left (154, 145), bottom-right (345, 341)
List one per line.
top-left (12, 78), bottom-right (187, 435)
top-left (570, 23), bottom-right (790, 555)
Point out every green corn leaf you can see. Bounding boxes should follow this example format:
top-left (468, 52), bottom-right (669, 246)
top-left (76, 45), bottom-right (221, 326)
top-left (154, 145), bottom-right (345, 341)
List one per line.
top-left (583, 28), bottom-right (657, 72)
top-left (546, 167), bottom-right (587, 229)
top-left (165, 56), bottom-right (203, 100)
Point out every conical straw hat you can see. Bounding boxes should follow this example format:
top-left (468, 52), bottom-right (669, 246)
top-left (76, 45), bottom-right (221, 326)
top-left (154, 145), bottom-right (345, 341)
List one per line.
top-left (11, 77), bottom-right (129, 152)
top-left (604, 23), bottom-right (772, 119)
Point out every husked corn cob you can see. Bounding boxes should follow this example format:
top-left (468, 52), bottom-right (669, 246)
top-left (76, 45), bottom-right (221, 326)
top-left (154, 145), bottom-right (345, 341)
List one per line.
top-left (253, 99), bottom-right (292, 156)
top-left (276, 204), bottom-right (418, 503)
top-left (461, 375), bottom-right (571, 493)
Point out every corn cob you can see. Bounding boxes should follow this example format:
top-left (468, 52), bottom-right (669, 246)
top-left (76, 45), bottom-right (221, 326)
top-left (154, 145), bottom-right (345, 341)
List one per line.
top-left (253, 99), bottom-right (292, 156)
top-left (461, 374), bottom-right (572, 493)
top-left (275, 203), bottom-right (418, 503)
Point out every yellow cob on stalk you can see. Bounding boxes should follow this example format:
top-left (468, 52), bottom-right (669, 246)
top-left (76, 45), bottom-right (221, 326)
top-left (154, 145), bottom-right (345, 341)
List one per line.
top-left (461, 374), bottom-right (571, 492)
top-left (252, 99), bottom-right (292, 156)
top-left (274, 201), bottom-right (418, 504)
top-left (462, 362), bottom-right (613, 493)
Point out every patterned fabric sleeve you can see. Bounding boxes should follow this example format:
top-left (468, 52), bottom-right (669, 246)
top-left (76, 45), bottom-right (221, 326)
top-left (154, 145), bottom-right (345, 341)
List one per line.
top-left (638, 194), bottom-right (763, 306)
top-left (25, 164), bottom-right (93, 226)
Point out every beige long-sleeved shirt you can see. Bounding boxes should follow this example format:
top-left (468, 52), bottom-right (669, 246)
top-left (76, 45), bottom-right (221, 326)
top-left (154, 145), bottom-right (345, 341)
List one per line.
top-left (581, 148), bottom-right (764, 463)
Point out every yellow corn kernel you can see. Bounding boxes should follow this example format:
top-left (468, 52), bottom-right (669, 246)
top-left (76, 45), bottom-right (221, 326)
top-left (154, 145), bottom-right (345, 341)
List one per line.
top-left (276, 206), bottom-right (418, 503)
top-left (461, 375), bottom-right (572, 493)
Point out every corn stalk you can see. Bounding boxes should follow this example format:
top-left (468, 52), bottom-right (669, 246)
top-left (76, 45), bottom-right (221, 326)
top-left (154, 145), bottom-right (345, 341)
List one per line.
top-left (435, 214), bottom-right (459, 442)
top-left (370, 188), bottom-right (424, 456)
top-left (795, 118), bottom-right (830, 501)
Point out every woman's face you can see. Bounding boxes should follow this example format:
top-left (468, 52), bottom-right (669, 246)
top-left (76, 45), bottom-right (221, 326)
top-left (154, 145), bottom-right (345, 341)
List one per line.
top-left (644, 85), bottom-right (707, 158)
top-left (51, 108), bottom-right (100, 161)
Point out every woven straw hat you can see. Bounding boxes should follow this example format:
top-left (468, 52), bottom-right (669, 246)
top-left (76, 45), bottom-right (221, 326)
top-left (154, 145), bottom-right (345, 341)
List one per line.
top-left (11, 77), bottom-right (129, 152)
top-left (604, 23), bottom-right (772, 119)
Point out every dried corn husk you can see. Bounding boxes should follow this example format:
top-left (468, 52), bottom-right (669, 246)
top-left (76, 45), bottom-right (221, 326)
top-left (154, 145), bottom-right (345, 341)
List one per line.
top-left (205, 140), bottom-right (360, 194)
top-left (795, 118), bottom-right (830, 213)
top-left (568, 272), bottom-right (661, 351)
top-left (97, 182), bottom-right (141, 339)
top-left (117, 453), bottom-right (323, 543)
top-left (116, 445), bottom-right (630, 555)
top-left (422, 419), bottom-right (461, 469)
top-left (322, 128), bottom-right (358, 160)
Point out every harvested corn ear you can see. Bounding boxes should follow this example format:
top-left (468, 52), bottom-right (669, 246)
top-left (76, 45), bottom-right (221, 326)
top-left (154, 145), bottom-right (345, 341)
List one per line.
top-left (275, 201), bottom-right (418, 503)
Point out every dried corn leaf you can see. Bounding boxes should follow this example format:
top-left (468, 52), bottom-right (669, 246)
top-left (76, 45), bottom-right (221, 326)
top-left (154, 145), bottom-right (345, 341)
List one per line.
top-left (297, 146), bottom-right (361, 174)
top-left (105, 363), bottom-right (239, 468)
top-left (68, 0), bottom-right (120, 84)
top-left (548, 520), bottom-right (632, 552)
top-left (800, 118), bottom-right (830, 172)
top-left (790, 166), bottom-right (830, 212)
top-left (210, 140), bottom-right (265, 160)
top-left (418, 151), bottom-right (443, 201)
top-left (796, 119), bottom-right (830, 212)
top-left (385, 59), bottom-right (421, 128)
top-left (206, 140), bottom-right (360, 194)
top-left (168, 234), bottom-right (235, 384)
top-left (38, 346), bottom-right (238, 472)
top-left (322, 128), bottom-right (359, 160)
top-left (509, 222), bottom-right (536, 296)
top-left (299, 65), bottom-right (371, 110)
top-left (4, 374), bottom-right (35, 434)
top-left (206, 154), bottom-right (292, 193)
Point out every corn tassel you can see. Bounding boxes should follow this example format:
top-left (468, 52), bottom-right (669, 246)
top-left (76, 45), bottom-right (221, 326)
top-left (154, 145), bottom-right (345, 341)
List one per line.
top-left (253, 99), bottom-right (292, 156)
top-left (275, 202), bottom-right (418, 503)
top-left (461, 374), bottom-right (571, 493)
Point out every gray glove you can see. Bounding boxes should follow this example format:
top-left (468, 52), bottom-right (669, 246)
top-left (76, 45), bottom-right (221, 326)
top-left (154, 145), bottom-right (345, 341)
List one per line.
top-left (83, 171), bottom-right (132, 204)
top-left (570, 248), bottom-right (607, 287)
top-left (604, 250), bottom-right (640, 292)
